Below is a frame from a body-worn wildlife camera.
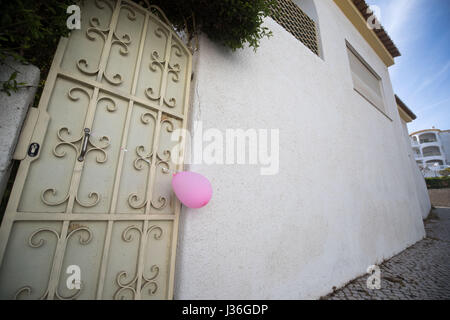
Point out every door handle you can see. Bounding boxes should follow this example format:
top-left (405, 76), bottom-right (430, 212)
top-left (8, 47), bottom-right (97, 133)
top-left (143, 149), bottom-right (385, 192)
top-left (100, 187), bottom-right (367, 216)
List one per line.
top-left (77, 128), bottom-right (90, 162)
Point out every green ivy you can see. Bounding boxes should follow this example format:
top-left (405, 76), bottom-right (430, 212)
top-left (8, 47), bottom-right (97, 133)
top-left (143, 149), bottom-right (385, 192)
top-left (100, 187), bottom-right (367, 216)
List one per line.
top-left (139, 0), bottom-right (278, 51)
top-left (1, 0), bottom-right (278, 96)
top-left (0, 0), bottom-right (75, 95)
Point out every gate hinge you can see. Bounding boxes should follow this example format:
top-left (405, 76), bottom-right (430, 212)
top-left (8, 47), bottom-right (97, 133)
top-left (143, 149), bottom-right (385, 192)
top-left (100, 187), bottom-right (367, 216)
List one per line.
top-left (13, 107), bottom-right (40, 161)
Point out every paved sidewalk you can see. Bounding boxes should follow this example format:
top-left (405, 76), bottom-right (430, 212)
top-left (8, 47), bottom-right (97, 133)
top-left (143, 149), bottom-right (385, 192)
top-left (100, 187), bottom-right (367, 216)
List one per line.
top-left (325, 208), bottom-right (450, 300)
top-left (429, 189), bottom-right (450, 207)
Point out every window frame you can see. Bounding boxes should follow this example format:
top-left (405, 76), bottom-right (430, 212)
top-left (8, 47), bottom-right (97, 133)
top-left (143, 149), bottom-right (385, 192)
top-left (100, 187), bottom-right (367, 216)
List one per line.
top-left (346, 41), bottom-right (389, 119)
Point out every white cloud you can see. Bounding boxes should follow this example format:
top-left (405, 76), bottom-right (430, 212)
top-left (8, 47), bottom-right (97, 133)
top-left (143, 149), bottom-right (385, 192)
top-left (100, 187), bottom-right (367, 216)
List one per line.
top-left (372, 0), bottom-right (419, 49)
top-left (414, 60), bottom-right (450, 95)
top-left (415, 96), bottom-right (450, 113)
top-left (385, 0), bottom-right (416, 38)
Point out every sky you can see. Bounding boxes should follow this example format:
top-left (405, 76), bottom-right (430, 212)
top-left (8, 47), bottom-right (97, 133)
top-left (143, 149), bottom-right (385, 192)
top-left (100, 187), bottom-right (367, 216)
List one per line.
top-left (366, 0), bottom-right (450, 134)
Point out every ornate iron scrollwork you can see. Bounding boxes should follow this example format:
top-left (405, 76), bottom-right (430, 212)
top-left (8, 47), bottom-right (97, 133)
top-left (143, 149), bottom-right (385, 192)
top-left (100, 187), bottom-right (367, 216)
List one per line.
top-left (52, 125), bottom-right (110, 164)
top-left (42, 89), bottom-right (113, 209)
top-left (127, 115), bottom-right (174, 211)
top-left (14, 226), bottom-right (93, 300)
top-left (114, 225), bottom-right (163, 300)
top-left (145, 45), bottom-right (182, 108)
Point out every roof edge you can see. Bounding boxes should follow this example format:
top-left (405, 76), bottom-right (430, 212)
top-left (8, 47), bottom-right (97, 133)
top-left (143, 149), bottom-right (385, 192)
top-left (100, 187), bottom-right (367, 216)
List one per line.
top-left (395, 95), bottom-right (416, 122)
top-left (409, 129), bottom-right (444, 136)
top-left (352, 0), bottom-right (401, 58)
top-left (333, 0), bottom-right (395, 67)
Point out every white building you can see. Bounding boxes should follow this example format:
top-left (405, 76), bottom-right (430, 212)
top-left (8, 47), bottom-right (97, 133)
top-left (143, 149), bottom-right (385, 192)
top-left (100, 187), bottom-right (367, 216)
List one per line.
top-left (410, 129), bottom-right (450, 177)
top-left (176, 0), bottom-right (431, 299)
top-left (0, 0), bottom-right (432, 300)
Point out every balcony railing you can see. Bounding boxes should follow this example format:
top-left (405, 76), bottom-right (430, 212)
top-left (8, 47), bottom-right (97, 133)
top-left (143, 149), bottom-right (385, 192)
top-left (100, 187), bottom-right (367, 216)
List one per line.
top-left (420, 139), bottom-right (438, 144)
top-left (423, 152), bottom-right (442, 157)
top-left (424, 165), bottom-right (449, 171)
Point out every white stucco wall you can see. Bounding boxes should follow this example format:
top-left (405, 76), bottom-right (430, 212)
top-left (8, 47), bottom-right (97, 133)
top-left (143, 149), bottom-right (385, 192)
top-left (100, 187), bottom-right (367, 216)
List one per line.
top-left (440, 131), bottom-right (450, 165)
top-left (174, 0), bottom-right (428, 299)
top-left (400, 120), bottom-right (431, 219)
top-left (0, 58), bottom-right (40, 201)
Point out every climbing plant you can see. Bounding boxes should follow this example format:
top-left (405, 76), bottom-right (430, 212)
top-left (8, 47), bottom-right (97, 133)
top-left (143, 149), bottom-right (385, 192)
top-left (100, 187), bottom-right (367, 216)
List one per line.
top-left (0, 0), bottom-right (75, 95)
top-left (137, 0), bottom-right (278, 51)
top-left (1, 0), bottom-right (278, 95)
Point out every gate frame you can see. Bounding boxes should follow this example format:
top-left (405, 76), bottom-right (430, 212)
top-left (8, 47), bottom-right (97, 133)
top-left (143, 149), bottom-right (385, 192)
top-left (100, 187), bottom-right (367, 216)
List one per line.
top-left (0, 0), bottom-right (192, 300)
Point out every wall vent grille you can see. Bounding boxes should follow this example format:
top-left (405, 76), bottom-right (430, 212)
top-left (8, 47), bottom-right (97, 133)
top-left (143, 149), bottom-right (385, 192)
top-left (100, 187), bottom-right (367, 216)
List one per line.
top-left (271, 0), bottom-right (319, 56)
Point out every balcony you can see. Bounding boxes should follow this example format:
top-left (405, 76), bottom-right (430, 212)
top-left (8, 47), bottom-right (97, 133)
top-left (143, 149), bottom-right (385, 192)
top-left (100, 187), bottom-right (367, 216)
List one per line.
top-left (422, 164), bottom-right (450, 178)
top-left (422, 146), bottom-right (442, 158)
top-left (419, 132), bottom-right (438, 144)
top-left (425, 159), bottom-right (445, 166)
top-left (420, 138), bottom-right (437, 144)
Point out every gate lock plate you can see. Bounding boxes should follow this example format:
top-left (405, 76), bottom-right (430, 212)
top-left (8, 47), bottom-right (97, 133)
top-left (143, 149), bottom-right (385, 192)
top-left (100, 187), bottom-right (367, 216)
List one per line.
top-left (27, 143), bottom-right (40, 157)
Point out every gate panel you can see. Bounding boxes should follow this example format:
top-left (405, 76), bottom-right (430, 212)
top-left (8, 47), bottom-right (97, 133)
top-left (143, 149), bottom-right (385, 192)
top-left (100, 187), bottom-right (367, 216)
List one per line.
top-left (0, 0), bottom-right (191, 300)
top-left (0, 222), bottom-right (62, 299)
top-left (61, 0), bottom-right (114, 80)
top-left (73, 92), bottom-right (128, 214)
top-left (164, 38), bottom-right (190, 114)
top-left (135, 18), bottom-right (167, 102)
top-left (102, 3), bottom-right (146, 94)
top-left (116, 104), bottom-right (157, 214)
top-left (57, 221), bottom-right (107, 299)
top-left (150, 116), bottom-right (183, 215)
top-left (101, 220), bottom-right (173, 299)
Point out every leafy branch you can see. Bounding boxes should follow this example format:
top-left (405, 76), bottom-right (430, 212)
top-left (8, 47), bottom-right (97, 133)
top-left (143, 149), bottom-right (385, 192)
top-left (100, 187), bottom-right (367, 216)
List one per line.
top-left (136, 0), bottom-right (278, 52)
top-left (0, 0), bottom-right (75, 96)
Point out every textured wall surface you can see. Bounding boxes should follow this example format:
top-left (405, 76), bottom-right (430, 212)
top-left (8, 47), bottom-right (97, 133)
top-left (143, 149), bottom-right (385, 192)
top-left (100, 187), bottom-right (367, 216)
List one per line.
top-left (0, 58), bottom-right (40, 201)
top-left (440, 132), bottom-right (450, 164)
top-left (400, 121), bottom-right (431, 219)
top-left (175, 0), bottom-right (428, 299)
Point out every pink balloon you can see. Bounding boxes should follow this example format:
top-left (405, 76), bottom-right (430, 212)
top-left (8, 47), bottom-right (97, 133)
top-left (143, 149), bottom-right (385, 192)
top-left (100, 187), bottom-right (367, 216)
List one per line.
top-left (171, 171), bottom-right (212, 209)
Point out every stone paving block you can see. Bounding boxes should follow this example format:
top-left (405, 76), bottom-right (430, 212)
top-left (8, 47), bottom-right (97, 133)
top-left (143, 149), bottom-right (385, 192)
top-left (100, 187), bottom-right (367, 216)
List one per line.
top-left (325, 208), bottom-right (450, 300)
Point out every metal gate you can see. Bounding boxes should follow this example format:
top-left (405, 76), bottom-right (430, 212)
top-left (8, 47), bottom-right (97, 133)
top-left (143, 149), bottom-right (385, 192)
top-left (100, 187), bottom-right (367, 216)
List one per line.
top-left (0, 0), bottom-right (191, 299)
